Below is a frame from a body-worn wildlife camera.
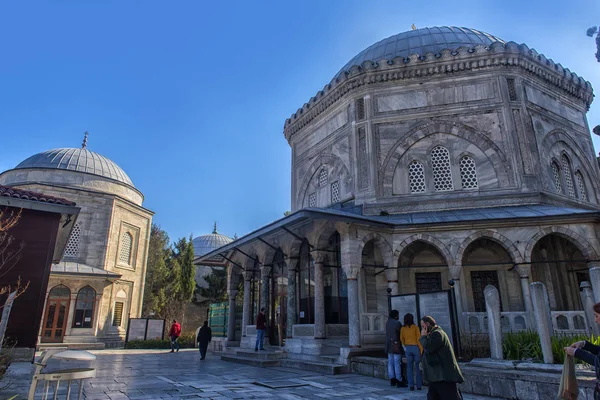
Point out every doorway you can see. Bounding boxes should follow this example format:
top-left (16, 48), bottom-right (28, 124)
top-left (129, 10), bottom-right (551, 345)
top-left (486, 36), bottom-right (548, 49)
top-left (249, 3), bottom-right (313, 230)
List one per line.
top-left (41, 285), bottom-right (71, 343)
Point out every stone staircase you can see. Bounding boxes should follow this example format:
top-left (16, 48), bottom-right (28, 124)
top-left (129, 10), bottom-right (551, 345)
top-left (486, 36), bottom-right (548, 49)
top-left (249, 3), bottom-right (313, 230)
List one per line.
top-left (220, 347), bottom-right (348, 375)
top-left (37, 342), bottom-right (105, 351)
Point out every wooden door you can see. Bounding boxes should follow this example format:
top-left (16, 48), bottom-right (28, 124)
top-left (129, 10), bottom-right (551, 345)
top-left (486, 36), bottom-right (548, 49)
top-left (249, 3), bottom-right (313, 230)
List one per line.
top-left (41, 286), bottom-right (71, 343)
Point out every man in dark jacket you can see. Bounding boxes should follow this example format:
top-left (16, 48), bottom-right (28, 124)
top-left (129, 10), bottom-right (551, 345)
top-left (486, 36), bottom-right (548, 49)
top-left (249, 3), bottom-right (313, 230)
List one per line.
top-left (419, 316), bottom-right (464, 400)
top-left (197, 321), bottom-right (212, 360)
top-left (385, 310), bottom-right (407, 388)
top-left (255, 307), bottom-right (266, 351)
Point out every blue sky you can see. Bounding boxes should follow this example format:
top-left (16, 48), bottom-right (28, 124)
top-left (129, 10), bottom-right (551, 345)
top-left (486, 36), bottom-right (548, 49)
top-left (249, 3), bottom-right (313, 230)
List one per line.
top-left (1, 1), bottom-right (599, 242)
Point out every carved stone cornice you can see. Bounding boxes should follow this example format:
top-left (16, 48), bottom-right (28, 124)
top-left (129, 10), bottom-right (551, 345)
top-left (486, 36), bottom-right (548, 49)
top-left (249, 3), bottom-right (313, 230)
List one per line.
top-left (283, 42), bottom-right (594, 142)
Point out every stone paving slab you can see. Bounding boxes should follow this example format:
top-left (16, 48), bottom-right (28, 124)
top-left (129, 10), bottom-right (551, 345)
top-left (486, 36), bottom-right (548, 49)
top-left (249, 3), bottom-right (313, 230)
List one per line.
top-left (1, 349), bottom-right (503, 399)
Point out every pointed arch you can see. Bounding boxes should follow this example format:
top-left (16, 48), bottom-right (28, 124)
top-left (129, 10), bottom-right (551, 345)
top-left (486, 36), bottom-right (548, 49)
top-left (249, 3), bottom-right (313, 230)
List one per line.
top-left (524, 226), bottom-right (599, 263)
top-left (456, 231), bottom-right (523, 266)
top-left (394, 234), bottom-right (454, 266)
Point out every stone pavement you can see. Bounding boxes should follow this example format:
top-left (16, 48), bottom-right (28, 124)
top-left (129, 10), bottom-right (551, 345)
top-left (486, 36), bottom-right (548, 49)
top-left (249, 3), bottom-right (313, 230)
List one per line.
top-left (2, 349), bottom-right (503, 400)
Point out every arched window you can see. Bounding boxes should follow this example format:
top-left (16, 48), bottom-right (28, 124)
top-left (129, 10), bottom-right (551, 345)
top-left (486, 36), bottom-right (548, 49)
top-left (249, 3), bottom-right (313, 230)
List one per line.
top-left (318, 169), bottom-right (328, 187)
top-left (119, 232), bottom-right (133, 265)
top-left (551, 162), bottom-right (563, 193)
top-left (561, 155), bottom-right (575, 197)
top-left (64, 223), bottom-right (81, 258)
top-left (331, 181), bottom-right (340, 203)
top-left (73, 286), bottom-right (96, 328)
top-left (459, 156), bottom-right (478, 189)
top-left (576, 171), bottom-right (588, 201)
top-left (430, 146), bottom-right (454, 191)
top-left (408, 161), bottom-right (426, 193)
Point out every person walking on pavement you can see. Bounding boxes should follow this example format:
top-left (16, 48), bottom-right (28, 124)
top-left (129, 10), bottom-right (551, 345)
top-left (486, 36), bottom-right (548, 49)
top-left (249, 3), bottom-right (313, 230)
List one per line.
top-left (401, 313), bottom-right (423, 391)
top-left (385, 309), bottom-right (407, 388)
top-left (169, 319), bottom-right (181, 353)
top-left (419, 316), bottom-right (464, 400)
top-left (255, 307), bottom-right (266, 351)
top-left (197, 321), bottom-right (212, 360)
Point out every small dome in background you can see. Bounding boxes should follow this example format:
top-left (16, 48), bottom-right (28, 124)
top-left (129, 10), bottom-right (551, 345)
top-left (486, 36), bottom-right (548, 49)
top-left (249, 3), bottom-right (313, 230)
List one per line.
top-left (192, 222), bottom-right (233, 257)
top-left (14, 133), bottom-right (134, 187)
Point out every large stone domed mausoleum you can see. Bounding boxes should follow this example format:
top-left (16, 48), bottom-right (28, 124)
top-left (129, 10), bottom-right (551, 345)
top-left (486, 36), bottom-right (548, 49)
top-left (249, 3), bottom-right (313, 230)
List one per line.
top-left (0, 134), bottom-right (153, 348)
top-left (196, 26), bottom-right (600, 367)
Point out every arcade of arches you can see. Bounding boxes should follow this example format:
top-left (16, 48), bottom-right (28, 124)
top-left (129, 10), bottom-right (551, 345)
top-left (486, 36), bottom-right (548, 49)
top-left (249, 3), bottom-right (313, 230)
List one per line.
top-left (202, 216), bottom-right (600, 353)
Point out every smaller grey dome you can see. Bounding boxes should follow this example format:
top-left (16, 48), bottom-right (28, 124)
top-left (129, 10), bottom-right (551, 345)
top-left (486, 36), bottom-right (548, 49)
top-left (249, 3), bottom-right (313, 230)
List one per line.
top-left (15, 147), bottom-right (134, 187)
top-left (193, 223), bottom-right (233, 257)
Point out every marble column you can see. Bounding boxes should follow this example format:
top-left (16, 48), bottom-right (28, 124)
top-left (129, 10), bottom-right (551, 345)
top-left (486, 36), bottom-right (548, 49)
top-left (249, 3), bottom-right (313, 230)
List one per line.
top-left (530, 282), bottom-right (553, 364)
top-left (227, 290), bottom-right (238, 342)
top-left (345, 266), bottom-right (361, 348)
top-left (313, 257), bottom-right (326, 339)
top-left (580, 282), bottom-right (600, 335)
top-left (517, 265), bottom-right (535, 328)
top-left (287, 261), bottom-right (297, 339)
top-left (260, 266), bottom-right (271, 319)
top-left (484, 285), bottom-right (503, 359)
top-left (241, 272), bottom-right (252, 337)
top-left (449, 267), bottom-right (464, 328)
top-left (588, 264), bottom-right (600, 303)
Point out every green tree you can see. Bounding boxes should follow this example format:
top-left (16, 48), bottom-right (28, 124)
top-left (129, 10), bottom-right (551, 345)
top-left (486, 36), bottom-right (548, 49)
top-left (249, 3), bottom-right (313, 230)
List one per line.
top-left (174, 236), bottom-right (196, 303)
top-left (196, 267), bottom-right (227, 305)
top-left (141, 224), bottom-right (170, 317)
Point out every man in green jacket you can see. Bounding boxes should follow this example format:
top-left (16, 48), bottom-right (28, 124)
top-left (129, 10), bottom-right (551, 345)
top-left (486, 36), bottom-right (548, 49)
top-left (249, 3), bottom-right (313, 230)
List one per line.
top-left (419, 316), bottom-right (464, 400)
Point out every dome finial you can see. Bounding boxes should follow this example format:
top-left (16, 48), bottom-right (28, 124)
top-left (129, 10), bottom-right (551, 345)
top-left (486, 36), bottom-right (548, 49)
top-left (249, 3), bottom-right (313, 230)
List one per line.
top-left (411, 24), bottom-right (417, 30)
top-left (82, 131), bottom-right (89, 149)
top-left (213, 221), bottom-right (218, 234)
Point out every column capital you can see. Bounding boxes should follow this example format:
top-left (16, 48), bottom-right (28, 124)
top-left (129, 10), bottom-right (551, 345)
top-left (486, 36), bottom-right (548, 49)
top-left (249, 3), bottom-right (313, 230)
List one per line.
top-left (260, 265), bottom-right (272, 275)
top-left (342, 264), bottom-right (360, 280)
top-left (244, 270), bottom-right (254, 280)
top-left (588, 261), bottom-right (600, 269)
top-left (516, 264), bottom-right (531, 278)
top-left (228, 290), bottom-right (238, 298)
top-left (449, 265), bottom-right (462, 280)
top-left (314, 251), bottom-right (327, 264)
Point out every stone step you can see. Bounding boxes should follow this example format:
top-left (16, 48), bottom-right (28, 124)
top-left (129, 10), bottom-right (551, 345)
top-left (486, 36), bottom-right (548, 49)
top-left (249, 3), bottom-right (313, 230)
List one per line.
top-left (279, 359), bottom-right (348, 375)
top-left (235, 349), bottom-right (286, 360)
top-left (221, 354), bottom-right (280, 368)
top-left (37, 342), bottom-right (105, 351)
top-left (319, 355), bottom-right (341, 364)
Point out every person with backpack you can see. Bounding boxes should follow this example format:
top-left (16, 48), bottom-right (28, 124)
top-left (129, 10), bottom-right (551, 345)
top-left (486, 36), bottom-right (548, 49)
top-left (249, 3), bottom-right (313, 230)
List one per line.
top-left (385, 309), bottom-right (407, 388)
top-left (169, 319), bottom-right (181, 353)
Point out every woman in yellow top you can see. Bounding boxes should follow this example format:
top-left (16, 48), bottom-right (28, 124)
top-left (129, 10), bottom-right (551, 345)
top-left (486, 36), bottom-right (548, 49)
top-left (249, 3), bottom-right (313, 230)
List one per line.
top-left (400, 313), bottom-right (423, 391)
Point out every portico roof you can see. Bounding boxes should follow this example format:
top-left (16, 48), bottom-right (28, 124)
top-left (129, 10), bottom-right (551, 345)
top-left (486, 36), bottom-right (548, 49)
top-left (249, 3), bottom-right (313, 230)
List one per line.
top-left (195, 203), bottom-right (600, 265)
top-left (51, 261), bottom-right (122, 279)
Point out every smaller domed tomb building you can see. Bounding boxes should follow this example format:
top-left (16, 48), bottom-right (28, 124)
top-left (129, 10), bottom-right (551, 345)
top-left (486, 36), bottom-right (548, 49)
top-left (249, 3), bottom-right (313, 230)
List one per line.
top-left (0, 142), bottom-right (154, 348)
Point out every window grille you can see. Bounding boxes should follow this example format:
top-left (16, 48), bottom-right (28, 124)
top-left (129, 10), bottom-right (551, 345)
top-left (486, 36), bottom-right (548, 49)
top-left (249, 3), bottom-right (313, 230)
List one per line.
top-left (308, 193), bottom-right (316, 207)
top-left (576, 171), bottom-right (588, 201)
top-left (112, 302), bottom-right (124, 326)
top-left (355, 98), bottom-right (365, 120)
top-left (430, 146), bottom-right (454, 191)
top-left (506, 78), bottom-right (517, 101)
top-left (552, 162), bottom-right (563, 193)
top-left (119, 233), bottom-right (133, 264)
top-left (318, 169), bottom-right (328, 187)
top-left (408, 161), bottom-right (426, 193)
top-left (64, 223), bottom-right (81, 258)
top-left (561, 155), bottom-right (575, 197)
top-left (459, 156), bottom-right (478, 189)
top-left (331, 181), bottom-right (340, 203)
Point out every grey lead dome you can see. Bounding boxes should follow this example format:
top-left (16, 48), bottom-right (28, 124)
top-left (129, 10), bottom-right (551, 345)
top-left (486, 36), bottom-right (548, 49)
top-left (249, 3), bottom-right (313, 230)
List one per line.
top-left (338, 26), bottom-right (505, 76)
top-left (15, 148), bottom-right (134, 187)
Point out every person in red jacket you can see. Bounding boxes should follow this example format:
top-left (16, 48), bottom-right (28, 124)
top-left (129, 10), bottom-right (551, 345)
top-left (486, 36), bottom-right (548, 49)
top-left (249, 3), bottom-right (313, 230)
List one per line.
top-left (169, 320), bottom-right (181, 353)
top-left (255, 308), bottom-right (266, 351)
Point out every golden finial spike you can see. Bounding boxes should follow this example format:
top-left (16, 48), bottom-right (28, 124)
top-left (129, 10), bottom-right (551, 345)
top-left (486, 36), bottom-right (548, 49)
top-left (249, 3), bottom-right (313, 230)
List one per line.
top-left (82, 131), bottom-right (89, 149)
top-left (411, 24), bottom-right (417, 30)
top-left (213, 221), bottom-right (218, 234)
